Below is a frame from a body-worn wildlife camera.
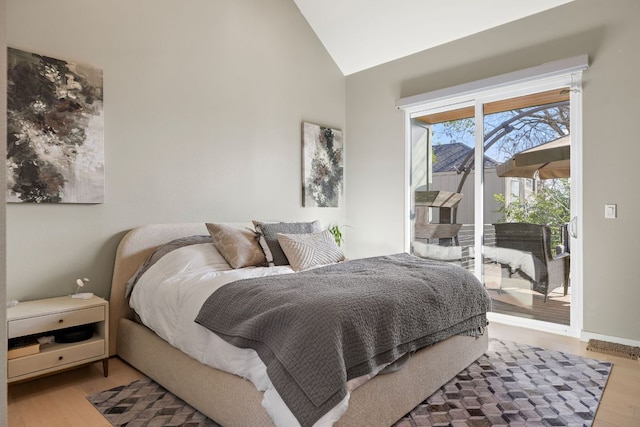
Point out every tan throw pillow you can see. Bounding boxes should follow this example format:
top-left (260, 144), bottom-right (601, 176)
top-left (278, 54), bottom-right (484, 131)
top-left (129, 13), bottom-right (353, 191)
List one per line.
top-left (277, 230), bottom-right (345, 271)
top-left (205, 223), bottom-right (267, 269)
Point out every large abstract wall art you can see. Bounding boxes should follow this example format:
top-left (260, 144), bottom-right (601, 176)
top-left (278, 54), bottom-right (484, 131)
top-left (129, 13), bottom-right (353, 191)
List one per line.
top-left (302, 122), bottom-right (343, 208)
top-left (7, 48), bottom-right (104, 203)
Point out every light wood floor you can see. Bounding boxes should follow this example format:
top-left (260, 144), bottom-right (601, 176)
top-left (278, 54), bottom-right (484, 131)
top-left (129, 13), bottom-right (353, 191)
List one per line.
top-left (8, 359), bottom-right (144, 427)
top-left (7, 323), bottom-right (640, 426)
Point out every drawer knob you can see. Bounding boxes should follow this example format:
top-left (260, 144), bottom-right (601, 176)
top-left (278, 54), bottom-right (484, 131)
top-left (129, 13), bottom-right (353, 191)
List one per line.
top-left (58, 319), bottom-right (64, 324)
top-left (58, 356), bottom-right (64, 361)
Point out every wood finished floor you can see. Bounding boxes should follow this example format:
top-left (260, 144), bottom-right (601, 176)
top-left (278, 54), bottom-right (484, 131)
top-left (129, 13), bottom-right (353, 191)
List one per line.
top-left (7, 323), bottom-right (640, 426)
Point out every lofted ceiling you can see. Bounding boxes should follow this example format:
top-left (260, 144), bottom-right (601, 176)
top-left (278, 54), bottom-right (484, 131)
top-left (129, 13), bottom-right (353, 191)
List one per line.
top-left (293, 0), bottom-right (574, 76)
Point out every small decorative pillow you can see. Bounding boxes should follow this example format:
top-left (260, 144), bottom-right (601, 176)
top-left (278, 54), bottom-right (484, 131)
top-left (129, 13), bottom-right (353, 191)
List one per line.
top-left (205, 223), bottom-right (267, 269)
top-left (253, 220), bottom-right (322, 266)
top-left (277, 229), bottom-right (345, 271)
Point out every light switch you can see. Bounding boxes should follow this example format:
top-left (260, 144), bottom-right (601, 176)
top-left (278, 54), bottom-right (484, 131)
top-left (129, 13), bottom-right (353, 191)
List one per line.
top-left (605, 204), bottom-right (617, 219)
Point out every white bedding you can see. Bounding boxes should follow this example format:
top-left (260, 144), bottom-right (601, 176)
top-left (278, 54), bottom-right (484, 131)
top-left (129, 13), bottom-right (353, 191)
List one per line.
top-left (470, 245), bottom-right (537, 280)
top-left (129, 242), bottom-right (384, 427)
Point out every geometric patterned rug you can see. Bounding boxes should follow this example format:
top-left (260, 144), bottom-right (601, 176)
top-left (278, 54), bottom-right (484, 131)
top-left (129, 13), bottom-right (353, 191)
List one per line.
top-left (87, 377), bottom-right (217, 427)
top-left (88, 339), bottom-right (611, 427)
top-left (393, 339), bottom-right (612, 427)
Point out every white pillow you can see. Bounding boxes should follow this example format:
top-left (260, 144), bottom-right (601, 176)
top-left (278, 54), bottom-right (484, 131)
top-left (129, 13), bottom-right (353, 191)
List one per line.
top-left (277, 230), bottom-right (345, 271)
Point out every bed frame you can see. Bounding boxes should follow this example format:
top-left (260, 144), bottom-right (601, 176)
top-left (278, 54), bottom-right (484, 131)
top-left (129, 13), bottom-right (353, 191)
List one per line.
top-left (109, 223), bottom-right (489, 427)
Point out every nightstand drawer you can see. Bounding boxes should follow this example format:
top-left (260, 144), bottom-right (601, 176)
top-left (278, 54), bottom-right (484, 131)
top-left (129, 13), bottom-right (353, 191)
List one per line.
top-left (8, 337), bottom-right (105, 379)
top-left (8, 306), bottom-right (105, 339)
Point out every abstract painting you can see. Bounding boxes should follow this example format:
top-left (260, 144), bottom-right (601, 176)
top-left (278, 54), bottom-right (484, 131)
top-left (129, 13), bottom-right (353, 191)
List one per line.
top-left (7, 48), bottom-right (104, 203)
top-left (302, 122), bottom-right (343, 207)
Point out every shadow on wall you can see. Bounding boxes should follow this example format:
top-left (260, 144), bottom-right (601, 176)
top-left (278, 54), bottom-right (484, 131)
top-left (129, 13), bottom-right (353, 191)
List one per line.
top-left (398, 28), bottom-right (606, 100)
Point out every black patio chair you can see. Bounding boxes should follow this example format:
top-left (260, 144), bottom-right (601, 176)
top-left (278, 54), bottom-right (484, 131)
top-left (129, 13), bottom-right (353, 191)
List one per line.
top-left (493, 223), bottom-right (570, 302)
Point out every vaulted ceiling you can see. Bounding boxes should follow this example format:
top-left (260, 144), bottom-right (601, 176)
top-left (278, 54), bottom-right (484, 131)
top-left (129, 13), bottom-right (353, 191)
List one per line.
top-left (293, 0), bottom-right (574, 75)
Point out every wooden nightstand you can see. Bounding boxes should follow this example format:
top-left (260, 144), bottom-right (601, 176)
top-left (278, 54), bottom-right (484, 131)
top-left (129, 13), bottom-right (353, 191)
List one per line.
top-left (7, 295), bottom-right (109, 383)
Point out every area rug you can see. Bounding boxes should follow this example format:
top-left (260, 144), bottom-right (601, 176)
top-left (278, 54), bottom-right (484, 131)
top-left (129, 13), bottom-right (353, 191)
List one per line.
top-left (394, 339), bottom-right (611, 426)
top-left (87, 377), bottom-right (217, 427)
top-left (88, 339), bottom-right (611, 427)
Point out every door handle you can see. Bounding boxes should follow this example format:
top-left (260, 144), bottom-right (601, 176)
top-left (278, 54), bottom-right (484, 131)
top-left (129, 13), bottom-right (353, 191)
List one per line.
top-left (568, 216), bottom-right (578, 239)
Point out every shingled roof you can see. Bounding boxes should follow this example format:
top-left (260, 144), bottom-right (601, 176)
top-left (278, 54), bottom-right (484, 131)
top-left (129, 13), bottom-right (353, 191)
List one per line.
top-left (433, 143), bottom-right (499, 173)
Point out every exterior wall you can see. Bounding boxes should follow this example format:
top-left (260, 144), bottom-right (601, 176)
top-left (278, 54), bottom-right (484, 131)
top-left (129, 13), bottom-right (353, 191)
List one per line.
top-left (430, 169), bottom-right (504, 226)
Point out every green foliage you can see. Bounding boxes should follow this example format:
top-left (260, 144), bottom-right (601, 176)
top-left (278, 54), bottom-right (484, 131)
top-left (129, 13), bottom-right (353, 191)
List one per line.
top-left (495, 179), bottom-right (570, 248)
top-left (328, 224), bottom-right (344, 247)
top-left (433, 118), bottom-right (474, 145)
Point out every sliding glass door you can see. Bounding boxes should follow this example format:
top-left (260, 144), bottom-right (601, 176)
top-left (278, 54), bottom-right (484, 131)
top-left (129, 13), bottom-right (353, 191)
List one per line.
top-left (407, 80), bottom-right (581, 335)
top-left (410, 106), bottom-right (476, 270)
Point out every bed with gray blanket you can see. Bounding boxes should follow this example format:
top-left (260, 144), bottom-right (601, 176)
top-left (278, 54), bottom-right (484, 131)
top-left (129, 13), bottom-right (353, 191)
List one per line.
top-left (109, 223), bottom-right (490, 427)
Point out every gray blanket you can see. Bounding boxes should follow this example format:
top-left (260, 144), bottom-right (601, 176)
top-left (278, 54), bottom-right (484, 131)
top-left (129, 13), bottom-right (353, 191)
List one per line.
top-left (195, 253), bottom-right (491, 427)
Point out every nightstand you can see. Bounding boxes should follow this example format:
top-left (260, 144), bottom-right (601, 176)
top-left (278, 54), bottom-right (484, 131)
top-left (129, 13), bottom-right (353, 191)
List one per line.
top-left (7, 295), bottom-right (109, 383)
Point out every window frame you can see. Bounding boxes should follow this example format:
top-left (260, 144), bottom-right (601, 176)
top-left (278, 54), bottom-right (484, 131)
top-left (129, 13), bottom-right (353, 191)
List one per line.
top-left (398, 57), bottom-right (587, 337)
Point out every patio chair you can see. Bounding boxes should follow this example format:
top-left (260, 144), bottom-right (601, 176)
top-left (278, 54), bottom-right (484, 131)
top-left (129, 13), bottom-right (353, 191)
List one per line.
top-left (493, 222), bottom-right (570, 302)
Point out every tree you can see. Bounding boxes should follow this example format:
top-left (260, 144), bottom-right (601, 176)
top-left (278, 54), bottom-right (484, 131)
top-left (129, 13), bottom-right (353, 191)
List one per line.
top-left (431, 101), bottom-right (570, 223)
top-left (494, 179), bottom-right (570, 248)
top-left (433, 104), bottom-right (569, 161)
top-left (487, 105), bottom-right (569, 160)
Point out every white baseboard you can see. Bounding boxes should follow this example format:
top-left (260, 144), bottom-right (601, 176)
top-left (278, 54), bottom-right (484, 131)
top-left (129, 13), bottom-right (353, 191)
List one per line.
top-left (487, 313), bottom-right (640, 346)
top-left (488, 312), bottom-right (578, 337)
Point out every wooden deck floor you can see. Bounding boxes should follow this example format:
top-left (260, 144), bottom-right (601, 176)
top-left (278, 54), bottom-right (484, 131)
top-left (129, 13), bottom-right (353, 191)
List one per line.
top-left (486, 269), bottom-right (571, 325)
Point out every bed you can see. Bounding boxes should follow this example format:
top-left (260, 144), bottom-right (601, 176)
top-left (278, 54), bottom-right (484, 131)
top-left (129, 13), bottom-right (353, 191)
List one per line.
top-left (108, 222), bottom-right (490, 427)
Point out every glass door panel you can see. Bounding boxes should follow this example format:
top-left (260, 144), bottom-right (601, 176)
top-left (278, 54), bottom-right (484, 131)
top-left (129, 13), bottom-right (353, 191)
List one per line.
top-left (481, 89), bottom-right (572, 326)
top-left (409, 88), bottom-right (572, 328)
top-left (409, 107), bottom-right (476, 273)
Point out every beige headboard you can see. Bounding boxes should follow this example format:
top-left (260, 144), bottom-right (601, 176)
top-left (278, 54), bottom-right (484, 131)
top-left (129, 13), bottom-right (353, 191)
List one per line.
top-left (108, 223), bottom-right (210, 356)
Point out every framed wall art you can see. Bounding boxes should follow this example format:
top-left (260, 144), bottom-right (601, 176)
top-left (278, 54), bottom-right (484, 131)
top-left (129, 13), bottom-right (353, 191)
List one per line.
top-left (302, 122), bottom-right (343, 208)
top-left (7, 47), bottom-right (104, 203)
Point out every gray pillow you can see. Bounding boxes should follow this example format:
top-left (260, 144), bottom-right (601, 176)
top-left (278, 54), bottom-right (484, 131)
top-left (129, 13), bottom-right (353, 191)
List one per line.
top-left (252, 220), bottom-right (322, 266)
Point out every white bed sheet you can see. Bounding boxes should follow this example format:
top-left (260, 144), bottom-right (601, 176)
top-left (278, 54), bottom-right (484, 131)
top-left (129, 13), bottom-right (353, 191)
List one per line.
top-left (129, 243), bottom-right (383, 427)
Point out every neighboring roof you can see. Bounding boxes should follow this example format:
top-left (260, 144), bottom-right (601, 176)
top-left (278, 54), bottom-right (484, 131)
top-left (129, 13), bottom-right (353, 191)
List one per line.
top-left (433, 143), bottom-right (499, 173)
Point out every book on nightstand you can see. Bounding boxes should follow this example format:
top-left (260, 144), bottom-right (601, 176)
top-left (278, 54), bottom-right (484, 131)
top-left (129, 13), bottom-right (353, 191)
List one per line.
top-left (8, 342), bottom-right (40, 359)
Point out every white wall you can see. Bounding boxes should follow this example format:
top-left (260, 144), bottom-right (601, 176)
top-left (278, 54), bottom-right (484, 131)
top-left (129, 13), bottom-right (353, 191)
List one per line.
top-left (8, 0), bottom-right (639, 348)
top-left (346, 0), bottom-right (640, 342)
top-left (6, 0), bottom-right (345, 301)
top-left (1, 0), bottom-right (8, 421)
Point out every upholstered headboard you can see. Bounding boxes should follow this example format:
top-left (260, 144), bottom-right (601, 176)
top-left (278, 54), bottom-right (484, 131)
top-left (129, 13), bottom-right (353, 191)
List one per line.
top-left (108, 223), bottom-right (210, 356)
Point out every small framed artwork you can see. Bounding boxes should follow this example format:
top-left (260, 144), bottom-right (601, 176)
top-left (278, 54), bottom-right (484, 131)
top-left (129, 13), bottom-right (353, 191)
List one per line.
top-left (7, 48), bottom-right (104, 203)
top-left (302, 122), bottom-right (343, 207)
